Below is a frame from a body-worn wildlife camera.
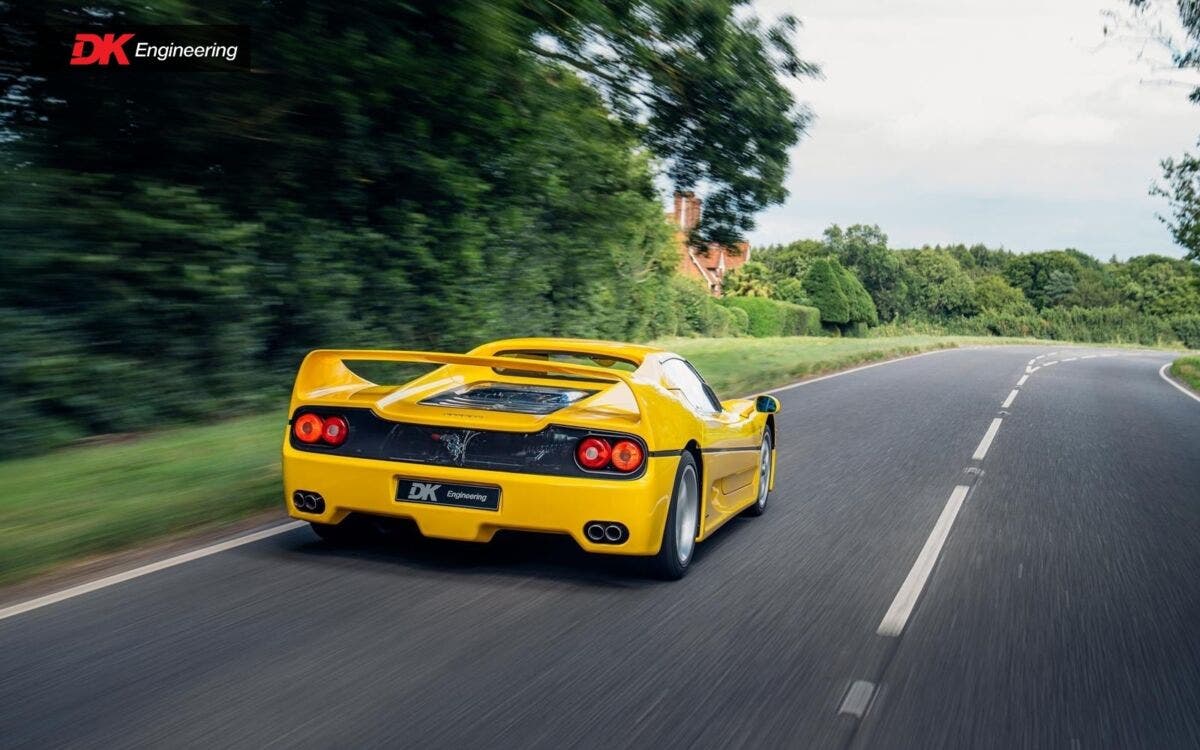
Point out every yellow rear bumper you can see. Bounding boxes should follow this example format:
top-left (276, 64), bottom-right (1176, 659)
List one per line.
top-left (282, 445), bottom-right (680, 555)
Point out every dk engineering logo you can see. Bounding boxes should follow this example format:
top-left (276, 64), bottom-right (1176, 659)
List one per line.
top-left (35, 26), bottom-right (250, 71)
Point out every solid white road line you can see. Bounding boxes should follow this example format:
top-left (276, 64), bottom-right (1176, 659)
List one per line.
top-left (1001, 389), bottom-right (1019, 409)
top-left (0, 522), bottom-right (306, 622)
top-left (1159, 363), bottom-right (1200, 405)
top-left (972, 418), bottom-right (1003, 460)
top-left (1016, 375), bottom-right (1029, 387)
top-left (877, 485), bottom-right (970, 637)
top-left (765, 349), bottom-right (954, 395)
top-left (1025, 365), bottom-right (1040, 374)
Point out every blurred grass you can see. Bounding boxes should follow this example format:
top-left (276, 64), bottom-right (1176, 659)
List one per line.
top-left (0, 414), bottom-right (282, 585)
top-left (0, 333), bottom-right (1171, 586)
top-left (1171, 356), bottom-right (1200, 392)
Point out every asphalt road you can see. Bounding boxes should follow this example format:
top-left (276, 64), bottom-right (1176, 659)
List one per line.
top-left (2, 346), bottom-right (1199, 749)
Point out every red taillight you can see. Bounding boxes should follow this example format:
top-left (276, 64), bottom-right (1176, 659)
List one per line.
top-left (293, 413), bottom-right (324, 444)
top-left (321, 415), bottom-right (349, 446)
top-left (610, 440), bottom-right (644, 472)
top-left (576, 437), bottom-right (611, 470)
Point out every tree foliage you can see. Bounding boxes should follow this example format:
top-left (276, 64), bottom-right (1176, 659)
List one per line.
top-left (0, 0), bottom-right (809, 456)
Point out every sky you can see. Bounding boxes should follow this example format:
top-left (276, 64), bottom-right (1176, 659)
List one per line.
top-left (745, 0), bottom-right (1200, 259)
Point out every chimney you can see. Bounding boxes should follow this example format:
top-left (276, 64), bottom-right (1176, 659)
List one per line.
top-left (673, 191), bottom-right (701, 232)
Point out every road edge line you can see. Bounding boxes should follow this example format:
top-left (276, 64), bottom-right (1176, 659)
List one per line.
top-left (1158, 363), bottom-right (1200, 405)
top-left (763, 348), bottom-right (955, 395)
top-left (0, 521), bottom-right (305, 622)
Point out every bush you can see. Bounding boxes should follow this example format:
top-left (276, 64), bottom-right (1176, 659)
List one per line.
top-left (803, 258), bottom-right (850, 324)
top-left (720, 296), bottom-right (820, 337)
top-left (670, 276), bottom-right (736, 337)
top-left (944, 306), bottom-right (1189, 346)
top-left (726, 305), bottom-right (751, 336)
top-left (1170, 315), bottom-right (1200, 349)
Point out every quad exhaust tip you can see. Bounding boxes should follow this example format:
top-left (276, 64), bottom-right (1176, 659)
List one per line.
top-left (293, 490), bottom-right (325, 514)
top-left (584, 521), bottom-right (627, 545)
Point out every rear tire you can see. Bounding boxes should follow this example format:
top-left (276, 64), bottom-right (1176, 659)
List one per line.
top-left (649, 452), bottom-right (701, 580)
top-left (742, 430), bottom-right (774, 518)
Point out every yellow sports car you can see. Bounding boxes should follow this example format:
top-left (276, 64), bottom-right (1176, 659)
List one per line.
top-left (283, 338), bottom-right (778, 578)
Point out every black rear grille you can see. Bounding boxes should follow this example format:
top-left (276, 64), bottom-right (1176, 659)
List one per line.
top-left (419, 383), bottom-right (596, 415)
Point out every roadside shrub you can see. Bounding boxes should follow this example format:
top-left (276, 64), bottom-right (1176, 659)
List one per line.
top-left (782, 303), bottom-right (821, 336)
top-left (720, 296), bottom-right (821, 337)
top-left (670, 276), bottom-right (733, 336)
top-left (1170, 315), bottom-right (1200, 349)
top-left (803, 258), bottom-right (850, 324)
top-left (726, 305), bottom-right (751, 336)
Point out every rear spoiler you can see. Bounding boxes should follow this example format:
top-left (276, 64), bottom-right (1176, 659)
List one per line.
top-left (292, 348), bottom-right (646, 414)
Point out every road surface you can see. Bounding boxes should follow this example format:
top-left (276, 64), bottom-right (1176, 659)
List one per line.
top-left (2, 346), bottom-right (1199, 748)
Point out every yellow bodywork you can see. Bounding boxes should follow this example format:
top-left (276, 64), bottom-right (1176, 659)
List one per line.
top-left (282, 337), bottom-right (777, 556)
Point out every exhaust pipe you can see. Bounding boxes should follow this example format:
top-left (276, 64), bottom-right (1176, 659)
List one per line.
top-left (584, 521), bottom-right (628, 545)
top-left (293, 490), bottom-right (325, 514)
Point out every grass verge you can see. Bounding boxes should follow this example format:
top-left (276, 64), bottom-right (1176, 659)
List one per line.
top-left (1171, 355), bottom-right (1200, 393)
top-left (0, 415), bottom-right (282, 586)
top-left (0, 334), bottom-right (1173, 587)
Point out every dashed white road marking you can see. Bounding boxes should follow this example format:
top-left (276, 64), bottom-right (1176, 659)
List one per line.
top-left (1062, 357), bottom-right (1077, 362)
top-left (1081, 354), bottom-right (1097, 359)
top-left (1025, 365), bottom-right (1040, 374)
top-left (1027, 358), bottom-right (1036, 366)
top-left (1159, 363), bottom-right (1200, 405)
top-left (1016, 375), bottom-right (1029, 387)
top-left (0, 522), bottom-right (306, 622)
top-left (1001, 389), bottom-right (1019, 409)
top-left (1044, 360), bottom-right (1059, 367)
top-left (1047, 351), bottom-right (1059, 357)
top-left (877, 485), bottom-right (971, 637)
top-left (839, 680), bottom-right (876, 717)
top-left (972, 418), bottom-right (1003, 460)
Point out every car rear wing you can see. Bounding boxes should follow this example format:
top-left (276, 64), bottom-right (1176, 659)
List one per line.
top-left (292, 348), bottom-right (647, 415)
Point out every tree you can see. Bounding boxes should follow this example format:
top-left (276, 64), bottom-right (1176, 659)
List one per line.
top-left (902, 249), bottom-right (979, 318)
top-left (1117, 256), bottom-right (1200, 315)
top-left (837, 264), bottom-right (879, 326)
top-left (522, 0), bottom-right (820, 245)
top-left (1152, 146), bottom-right (1200, 261)
top-left (724, 261), bottom-right (774, 298)
top-left (975, 275), bottom-right (1036, 315)
top-left (824, 224), bottom-right (911, 321)
top-left (803, 258), bottom-right (850, 324)
top-left (1044, 270), bottom-right (1078, 307)
top-left (1003, 251), bottom-right (1084, 309)
top-left (1118, 2), bottom-right (1200, 261)
top-left (773, 277), bottom-right (810, 305)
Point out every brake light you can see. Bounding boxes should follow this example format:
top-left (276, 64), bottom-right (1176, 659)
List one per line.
top-left (610, 439), bottom-right (644, 472)
top-left (576, 437), bottom-right (611, 470)
top-left (293, 413), bottom-right (324, 443)
top-left (321, 415), bottom-right (349, 446)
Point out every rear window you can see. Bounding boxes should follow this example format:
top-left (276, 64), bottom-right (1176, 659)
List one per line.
top-left (493, 350), bottom-right (637, 381)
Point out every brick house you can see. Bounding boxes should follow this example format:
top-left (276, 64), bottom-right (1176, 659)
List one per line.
top-left (669, 191), bottom-right (750, 296)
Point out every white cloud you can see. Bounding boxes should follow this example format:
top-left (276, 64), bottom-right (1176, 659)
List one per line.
top-left (745, 0), bottom-right (1199, 257)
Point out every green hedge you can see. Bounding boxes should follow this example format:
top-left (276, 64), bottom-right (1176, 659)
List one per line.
top-left (719, 296), bottom-right (821, 337)
top-left (944, 306), bottom-right (1198, 348)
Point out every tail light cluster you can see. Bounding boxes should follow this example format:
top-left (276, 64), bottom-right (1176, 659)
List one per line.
top-left (293, 413), bottom-right (349, 447)
top-left (576, 435), bottom-right (645, 473)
